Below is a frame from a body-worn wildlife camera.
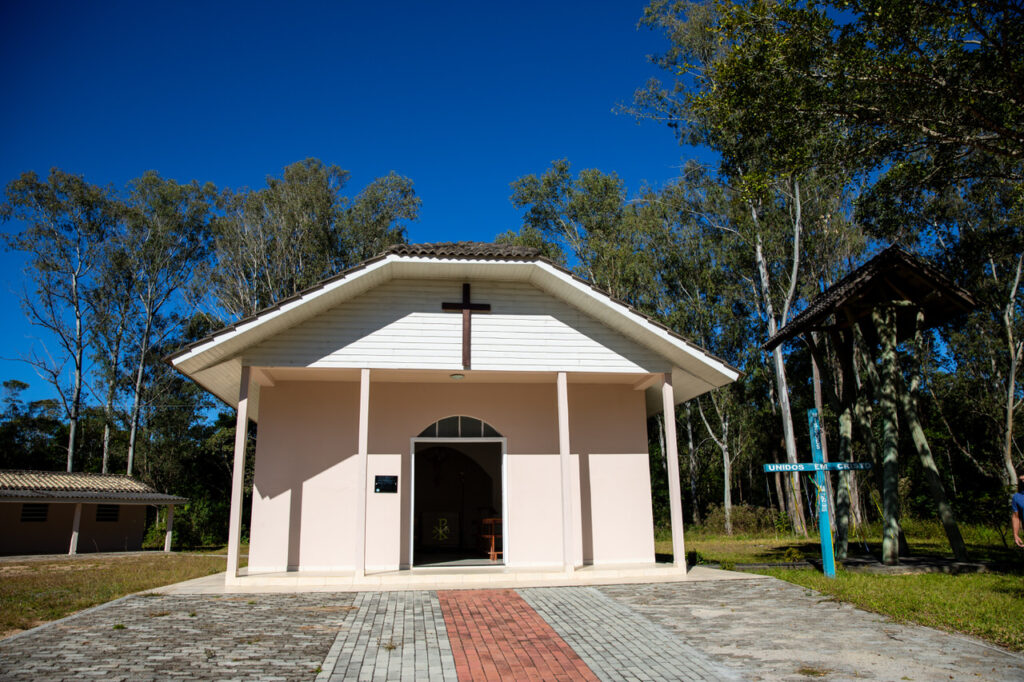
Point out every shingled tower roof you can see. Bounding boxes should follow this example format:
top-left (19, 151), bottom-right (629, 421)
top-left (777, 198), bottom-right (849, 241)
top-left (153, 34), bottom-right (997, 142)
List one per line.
top-left (764, 245), bottom-right (978, 350)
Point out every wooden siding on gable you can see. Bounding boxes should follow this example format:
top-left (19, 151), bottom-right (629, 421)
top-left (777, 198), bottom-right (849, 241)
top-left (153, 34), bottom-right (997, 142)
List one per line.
top-left (242, 279), bottom-right (668, 373)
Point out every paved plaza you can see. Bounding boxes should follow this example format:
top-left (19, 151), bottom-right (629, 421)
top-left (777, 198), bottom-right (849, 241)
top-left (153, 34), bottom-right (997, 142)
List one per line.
top-left (2, 574), bottom-right (1023, 681)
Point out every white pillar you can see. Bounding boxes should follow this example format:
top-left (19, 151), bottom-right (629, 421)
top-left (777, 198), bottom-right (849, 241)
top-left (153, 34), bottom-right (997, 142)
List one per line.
top-left (68, 503), bottom-right (82, 555)
top-left (354, 368), bottom-right (370, 579)
top-left (227, 366), bottom-right (251, 579)
top-left (662, 373), bottom-right (687, 570)
top-left (557, 371), bottom-right (574, 573)
top-left (164, 505), bottom-right (175, 552)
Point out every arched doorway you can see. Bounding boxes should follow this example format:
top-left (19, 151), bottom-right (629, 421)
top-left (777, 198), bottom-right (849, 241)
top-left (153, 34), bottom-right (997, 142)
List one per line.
top-left (412, 417), bottom-right (505, 567)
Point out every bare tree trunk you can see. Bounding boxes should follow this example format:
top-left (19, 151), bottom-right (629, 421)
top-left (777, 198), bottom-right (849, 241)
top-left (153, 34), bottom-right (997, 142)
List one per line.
top-left (871, 306), bottom-right (902, 565)
top-left (751, 187), bottom-right (807, 536)
top-left (897, 311), bottom-right (968, 561)
top-left (66, 265), bottom-right (87, 472)
top-left (824, 328), bottom-right (856, 559)
top-left (697, 394), bottom-right (733, 535)
top-left (126, 316), bottom-right (152, 477)
top-left (772, 447), bottom-right (788, 521)
top-left (808, 333), bottom-right (837, 536)
top-left (685, 403), bottom-right (700, 525)
top-left (102, 392), bottom-right (114, 474)
top-left (1001, 255), bottom-right (1024, 486)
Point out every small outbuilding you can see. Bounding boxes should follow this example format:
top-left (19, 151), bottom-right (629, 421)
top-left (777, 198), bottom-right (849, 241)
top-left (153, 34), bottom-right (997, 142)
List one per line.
top-left (169, 242), bottom-right (739, 586)
top-left (0, 470), bottom-right (186, 555)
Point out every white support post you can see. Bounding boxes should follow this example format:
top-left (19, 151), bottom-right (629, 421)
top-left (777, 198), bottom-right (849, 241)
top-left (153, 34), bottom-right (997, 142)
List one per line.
top-left (227, 366), bottom-right (251, 580)
top-left (68, 503), bottom-right (82, 555)
top-left (557, 371), bottom-right (574, 573)
top-left (662, 373), bottom-right (687, 571)
top-left (354, 368), bottom-right (370, 579)
top-left (164, 505), bottom-right (175, 552)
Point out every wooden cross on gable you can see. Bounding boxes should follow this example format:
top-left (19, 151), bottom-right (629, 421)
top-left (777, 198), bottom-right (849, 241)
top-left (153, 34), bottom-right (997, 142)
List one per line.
top-left (442, 283), bottom-right (490, 370)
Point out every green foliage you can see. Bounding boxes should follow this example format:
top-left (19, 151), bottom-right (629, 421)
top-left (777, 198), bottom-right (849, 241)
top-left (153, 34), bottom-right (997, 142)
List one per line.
top-left (209, 159), bottom-right (420, 319)
top-left (701, 504), bottom-right (789, 535)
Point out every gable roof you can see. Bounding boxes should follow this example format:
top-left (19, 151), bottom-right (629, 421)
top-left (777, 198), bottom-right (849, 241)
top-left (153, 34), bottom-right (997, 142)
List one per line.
top-left (169, 242), bottom-right (740, 412)
top-left (0, 470), bottom-right (187, 505)
top-left (764, 245), bottom-right (978, 350)
top-left (387, 242), bottom-right (542, 260)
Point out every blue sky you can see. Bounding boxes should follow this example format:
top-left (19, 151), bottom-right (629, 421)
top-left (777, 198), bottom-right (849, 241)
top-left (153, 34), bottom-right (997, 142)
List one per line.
top-left (0, 1), bottom-right (711, 403)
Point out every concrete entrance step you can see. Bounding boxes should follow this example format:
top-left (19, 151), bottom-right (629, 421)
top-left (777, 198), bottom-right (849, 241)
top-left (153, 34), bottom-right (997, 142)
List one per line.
top-left (158, 563), bottom-right (758, 594)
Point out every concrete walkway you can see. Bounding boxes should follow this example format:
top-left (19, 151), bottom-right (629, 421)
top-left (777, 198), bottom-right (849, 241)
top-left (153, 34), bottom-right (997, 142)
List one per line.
top-left (2, 573), bottom-right (1022, 681)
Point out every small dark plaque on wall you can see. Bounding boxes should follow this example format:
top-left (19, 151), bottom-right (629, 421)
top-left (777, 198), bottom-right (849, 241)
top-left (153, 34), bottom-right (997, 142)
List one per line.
top-left (374, 475), bottom-right (398, 493)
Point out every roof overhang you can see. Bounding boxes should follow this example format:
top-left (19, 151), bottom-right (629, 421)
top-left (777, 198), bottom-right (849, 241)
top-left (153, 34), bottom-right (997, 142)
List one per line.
top-left (0, 491), bottom-right (187, 505)
top-left (169, 255), bottom-right (741, 417)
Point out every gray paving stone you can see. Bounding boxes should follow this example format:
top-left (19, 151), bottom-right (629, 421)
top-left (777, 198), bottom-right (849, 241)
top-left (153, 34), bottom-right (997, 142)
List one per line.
top-left (519, 585), bottom-right (744, 681)
top-left (317, 590), bottom-right (455, 682)
top-left (600, 577), bottom-right (1024, 681)
top-left (0, 593), bottom-right (355, 681)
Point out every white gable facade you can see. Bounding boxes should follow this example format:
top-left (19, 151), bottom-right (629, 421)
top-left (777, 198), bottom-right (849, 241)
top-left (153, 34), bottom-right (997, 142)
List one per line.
top-left (170, 244), bottom-right (738, 586)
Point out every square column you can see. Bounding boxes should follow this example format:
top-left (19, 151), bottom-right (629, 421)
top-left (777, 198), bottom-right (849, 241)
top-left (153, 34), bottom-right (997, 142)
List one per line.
top-left (227, 366), bottom-right (251, 579)
top-left (354, 368), bottom-right (370, 579)
top-left (557, 371), bottom-right (574, 573)
top-left (164, 505), bottom-right (175, 552)
top-left (662, 374), bottom-right (687, 571)
top-left (68, 502), bottom-right (82, 555)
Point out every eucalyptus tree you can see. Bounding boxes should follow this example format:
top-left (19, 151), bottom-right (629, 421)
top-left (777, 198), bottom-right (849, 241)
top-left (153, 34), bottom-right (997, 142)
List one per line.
top-left (86, 244), bottom-right (135, 473)
top-left (119, 172), bottom-right (215, 476)
top-left (210, 159), bottom-right (419, 320)
top-left (1, 169), bottom-right (117, 471)
top-left (647, 0), bottom-right (1024, 486)
top-left (508, 159), bottom-right (663, 310)
top-left (633, 0), bottom-right (878, 534)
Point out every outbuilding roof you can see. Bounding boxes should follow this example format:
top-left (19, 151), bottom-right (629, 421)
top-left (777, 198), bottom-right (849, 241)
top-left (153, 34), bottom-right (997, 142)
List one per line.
top-left (0, 470), bottom-right (187, 505)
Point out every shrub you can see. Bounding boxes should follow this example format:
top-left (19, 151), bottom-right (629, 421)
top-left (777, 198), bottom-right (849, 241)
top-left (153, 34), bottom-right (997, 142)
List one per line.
top-left (700, 504), bottom-right (789, 535)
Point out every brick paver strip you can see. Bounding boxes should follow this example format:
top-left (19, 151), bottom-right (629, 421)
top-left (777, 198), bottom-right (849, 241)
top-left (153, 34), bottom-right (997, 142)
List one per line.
top-left (519, 586), bottom-right (744, 682)
top-left (438, 588), bottom-right (599, 682)
top-left (318, 590), bottom-right (457, 682)
top-left (0, 593), bottom-right (354, 681)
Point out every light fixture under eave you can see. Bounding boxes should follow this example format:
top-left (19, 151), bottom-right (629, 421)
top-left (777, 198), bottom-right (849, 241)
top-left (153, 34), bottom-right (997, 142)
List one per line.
top-left (449, 373), bottom-right (465, 380)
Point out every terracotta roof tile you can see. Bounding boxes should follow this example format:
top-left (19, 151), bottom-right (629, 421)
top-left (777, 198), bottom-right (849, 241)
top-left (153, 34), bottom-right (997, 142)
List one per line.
top-left (386, 242), bottom-right (541, 260)
top-left (0, 470), bottom-right (186, 504)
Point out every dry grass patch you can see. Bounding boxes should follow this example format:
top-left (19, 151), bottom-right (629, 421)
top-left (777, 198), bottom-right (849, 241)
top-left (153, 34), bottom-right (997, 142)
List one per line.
top-left (0, 553), bottom-right (228, 639)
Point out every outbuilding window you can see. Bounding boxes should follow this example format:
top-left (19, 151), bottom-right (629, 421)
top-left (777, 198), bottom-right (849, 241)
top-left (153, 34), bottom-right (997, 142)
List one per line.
top-left (96, 504), bottom-right (120, 522)
top-left (20, 503), bottom-right (48, 522)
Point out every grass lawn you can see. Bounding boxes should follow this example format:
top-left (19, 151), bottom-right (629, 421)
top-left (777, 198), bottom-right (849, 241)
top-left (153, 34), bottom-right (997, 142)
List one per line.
top-left (656, 521), bottom-right (1024, 651)
top-left (656, 519), bottom-right (1021, 565)
top-left (0, 552), bottom-right (235, 639)
top-left (757, 568), bottom-right (1024, 651)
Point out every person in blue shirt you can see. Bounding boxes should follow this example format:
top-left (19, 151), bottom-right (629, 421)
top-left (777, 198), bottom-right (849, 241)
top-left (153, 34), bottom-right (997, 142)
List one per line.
top-left (1013, 474), bottom-right (1024, 548)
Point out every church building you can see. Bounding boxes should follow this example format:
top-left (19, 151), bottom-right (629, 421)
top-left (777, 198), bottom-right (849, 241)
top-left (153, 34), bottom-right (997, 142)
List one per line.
top-left (169, 243), bottom-right (738, 586)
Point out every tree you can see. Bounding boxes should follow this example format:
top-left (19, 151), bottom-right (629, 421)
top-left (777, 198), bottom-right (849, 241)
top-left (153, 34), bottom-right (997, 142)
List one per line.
top-left (119, 172), bottom-right (214, 476)
top-left (2, 169), bottom-right (117, 471)
top-left (507, 159), bottom-right (662, 309)
top-left (209, 159), bottom-right (419, 319)
top-left (87, 242), bottom-right (134, 473)
top-left (644, 0), bottom-right (1024, 487)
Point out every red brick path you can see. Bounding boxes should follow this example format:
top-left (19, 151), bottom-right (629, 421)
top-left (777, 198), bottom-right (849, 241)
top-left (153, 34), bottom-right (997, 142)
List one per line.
top-left (438, 589), bottom-right (599, 681)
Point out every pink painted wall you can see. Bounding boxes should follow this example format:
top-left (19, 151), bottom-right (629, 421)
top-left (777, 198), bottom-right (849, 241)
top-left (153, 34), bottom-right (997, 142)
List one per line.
top-left (249, 381), bottom-right (360, 572)
top-left (568, 384), bottom-right (656, 565)
top-left (0, 503), bottom-right (147, 555)
top-left (248, 377), bottom-right (655, 572)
